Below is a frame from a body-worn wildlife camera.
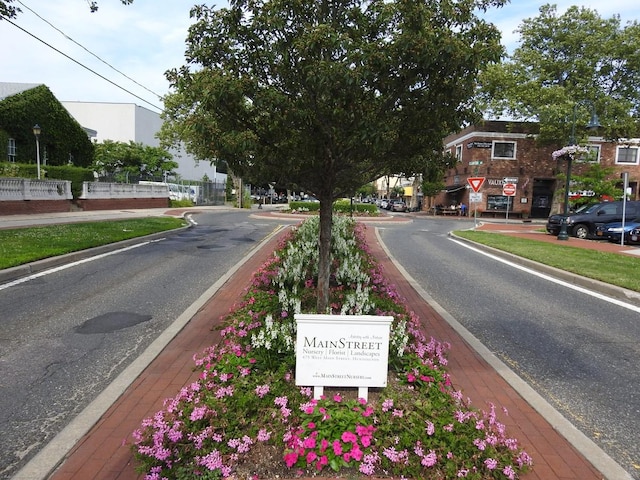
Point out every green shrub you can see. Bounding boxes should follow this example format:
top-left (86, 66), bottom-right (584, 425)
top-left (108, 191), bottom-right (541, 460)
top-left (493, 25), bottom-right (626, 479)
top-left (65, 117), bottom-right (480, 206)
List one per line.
top-left (170, 199), bottom-right (195, 208)
top-left (289, 200), bottom-right (320, 212)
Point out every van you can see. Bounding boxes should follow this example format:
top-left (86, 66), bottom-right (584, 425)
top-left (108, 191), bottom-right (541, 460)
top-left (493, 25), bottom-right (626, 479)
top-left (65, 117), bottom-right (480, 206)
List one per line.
top-left (546, 201), bottom-right (640, 239)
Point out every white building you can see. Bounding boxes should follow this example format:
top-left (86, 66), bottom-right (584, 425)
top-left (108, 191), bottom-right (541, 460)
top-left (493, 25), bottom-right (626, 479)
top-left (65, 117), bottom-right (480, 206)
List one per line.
top-left (62, 101), bottom-right (221, 182)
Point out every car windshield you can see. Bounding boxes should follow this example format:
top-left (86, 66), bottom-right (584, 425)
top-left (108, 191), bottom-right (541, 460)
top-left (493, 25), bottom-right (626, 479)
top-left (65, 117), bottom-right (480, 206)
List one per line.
top-left (574, 203), bottom-right (600, 214)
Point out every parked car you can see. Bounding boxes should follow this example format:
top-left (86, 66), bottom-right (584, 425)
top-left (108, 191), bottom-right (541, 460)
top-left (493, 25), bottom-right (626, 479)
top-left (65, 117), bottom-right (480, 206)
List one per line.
top-left (390, 200), bottom-right (407, 212)
top-left (630, 226), bottom-right (640, 245)
top-left (379, 199), bottom-right (389, 209)
top-left (595, 217), bottom-right (640, 243)
top-left (546, 201), bottom-right (640, 239)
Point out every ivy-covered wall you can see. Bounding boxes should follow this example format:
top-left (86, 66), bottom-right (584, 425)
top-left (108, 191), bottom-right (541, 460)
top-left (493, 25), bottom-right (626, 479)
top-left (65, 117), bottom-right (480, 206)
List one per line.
top-left (0, 85), bottom-right (94, 169)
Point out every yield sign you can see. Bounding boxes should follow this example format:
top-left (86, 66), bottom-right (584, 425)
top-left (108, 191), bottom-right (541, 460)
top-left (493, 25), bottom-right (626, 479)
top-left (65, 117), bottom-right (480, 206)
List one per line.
top-left (467, 177), bottom-right (485, 193)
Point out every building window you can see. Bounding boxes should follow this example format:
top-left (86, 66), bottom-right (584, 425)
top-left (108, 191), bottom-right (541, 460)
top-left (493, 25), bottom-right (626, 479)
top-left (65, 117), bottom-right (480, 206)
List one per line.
top-left (492, 141), bottom-right (516, 160)
top-left (616, 146), bottom-right (639, 165)
top-left (487, 195), bottom-right (511, 210)
top-left (455, 145), bottom-right (463, 162)
top-left (7, 138), bottom-right (16, 162)
top-left (585, 145), bottom-right (600, 163)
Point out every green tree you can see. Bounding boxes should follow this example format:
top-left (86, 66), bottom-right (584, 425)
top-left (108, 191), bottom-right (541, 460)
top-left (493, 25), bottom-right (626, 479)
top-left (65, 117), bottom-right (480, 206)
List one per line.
top-left (566, 164), bottom-right (621, 206)
top-left (478, 4), bottom-right (640, 146)
top-left (93, 140), bottom-right (177, 181)
top-left (160, 0), bottom-right (505, 312)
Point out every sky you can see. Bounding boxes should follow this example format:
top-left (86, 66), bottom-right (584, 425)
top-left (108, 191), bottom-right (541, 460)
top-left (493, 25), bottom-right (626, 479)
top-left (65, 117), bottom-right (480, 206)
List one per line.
top-left (1, 0), bottom-right (640, 114)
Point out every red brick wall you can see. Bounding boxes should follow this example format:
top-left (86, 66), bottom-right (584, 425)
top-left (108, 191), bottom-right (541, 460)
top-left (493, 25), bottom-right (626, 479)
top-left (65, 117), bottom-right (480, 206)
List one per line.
top-left (75, 198), bottom-right (170, 211)
top-left (0, 198), bottom-right (169, 216)
top-left (0, 200), bottom-right (74, 216)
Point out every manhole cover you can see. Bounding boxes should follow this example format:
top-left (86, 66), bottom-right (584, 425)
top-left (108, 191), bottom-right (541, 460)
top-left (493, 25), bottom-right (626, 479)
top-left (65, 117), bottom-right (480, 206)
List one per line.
top-left (75, 312), bottom-right (152, 334)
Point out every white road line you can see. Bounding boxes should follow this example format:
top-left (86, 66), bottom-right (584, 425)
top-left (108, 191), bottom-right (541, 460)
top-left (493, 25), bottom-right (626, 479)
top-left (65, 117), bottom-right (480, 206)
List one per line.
top-left (0, 240), bottom-right (162, 292)
top-left (450, 237), bottom-right (640, 314)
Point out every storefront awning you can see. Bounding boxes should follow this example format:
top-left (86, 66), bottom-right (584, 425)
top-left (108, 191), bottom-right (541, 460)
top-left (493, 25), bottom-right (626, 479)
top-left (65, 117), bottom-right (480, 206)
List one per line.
top-left (443, 184), bottom-right (467, 193)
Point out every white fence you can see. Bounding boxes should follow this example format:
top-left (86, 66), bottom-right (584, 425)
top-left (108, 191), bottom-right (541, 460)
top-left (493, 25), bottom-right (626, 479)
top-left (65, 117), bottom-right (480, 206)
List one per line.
top-left (0, 178), bottom-right (72, 201)
top-left (79, 182), bottom-right (169, 199)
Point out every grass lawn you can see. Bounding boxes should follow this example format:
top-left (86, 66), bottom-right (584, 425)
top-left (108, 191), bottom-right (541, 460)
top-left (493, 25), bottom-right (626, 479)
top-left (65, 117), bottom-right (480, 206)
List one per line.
top-left (0, 217), bottom-right (187, 270)
top-left (455, 230), bottom-right (640, 293)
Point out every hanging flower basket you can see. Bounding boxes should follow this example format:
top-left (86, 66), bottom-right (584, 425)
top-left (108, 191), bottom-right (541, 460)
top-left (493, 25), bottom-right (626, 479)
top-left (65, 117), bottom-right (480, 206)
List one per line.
top-left (551, 145), bottom-right (590, 160)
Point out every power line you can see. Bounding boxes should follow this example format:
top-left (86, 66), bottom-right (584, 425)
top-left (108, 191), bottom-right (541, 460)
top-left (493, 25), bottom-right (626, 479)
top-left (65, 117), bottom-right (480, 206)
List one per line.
top-left (16, 0), bottom-right (164, 101)
top-left (2, 17), bottom-right (164, 112)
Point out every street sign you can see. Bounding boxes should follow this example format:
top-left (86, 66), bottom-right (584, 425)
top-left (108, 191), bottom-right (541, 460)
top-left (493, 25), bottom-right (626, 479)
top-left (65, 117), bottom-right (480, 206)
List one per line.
top-left (467, 177), bottom-right (485, 193)
top-left (469, 161), bottom-right (484, 166)
top-left (469, 192), bottom-right (482, 203)
top-left (503, 177), bottom-right (518, 183)
top-left (503, 183), bottom-right (517, 196)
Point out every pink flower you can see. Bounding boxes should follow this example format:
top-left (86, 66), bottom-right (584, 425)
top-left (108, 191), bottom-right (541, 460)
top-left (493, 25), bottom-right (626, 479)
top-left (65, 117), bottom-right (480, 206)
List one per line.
top-left (425, 421), bottom-right (435, 436)
top-left (306, 451), bottom-right (318, 464)
top-left (302, 436), bottom-right (316, 449)
top-left (333, 394), bottom-right (342, 402)
top-left (316, 455), bottom-right (328, 470)
top-left (421, 450), bottom-right (438, 467)
top-left (341, 431), bottom-right (357, 443)
top-left (284, 451), bottom-right (298, 468)
top-left (484, 458), bottom-right (498, 470)
top-left (255, 384), bottom-right (270, 398)
top-left (332, 440), bottom-right (343, 455)
top-left (503, 465), bottom-right (516, 480)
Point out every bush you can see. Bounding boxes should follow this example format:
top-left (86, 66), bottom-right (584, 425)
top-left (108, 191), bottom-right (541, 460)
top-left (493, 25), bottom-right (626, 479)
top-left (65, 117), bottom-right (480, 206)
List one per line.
top-left (170, 199), bottom-right (195, 208)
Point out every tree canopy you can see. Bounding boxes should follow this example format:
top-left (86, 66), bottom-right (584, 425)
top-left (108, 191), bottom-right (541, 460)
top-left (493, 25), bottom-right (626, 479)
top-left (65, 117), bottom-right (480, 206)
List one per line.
top-left (478, 4), bottom-right (640, 146)
top-left (161, 0), bottom-right (506, 311)
top-left (93, 140), bottom-right (178, 182)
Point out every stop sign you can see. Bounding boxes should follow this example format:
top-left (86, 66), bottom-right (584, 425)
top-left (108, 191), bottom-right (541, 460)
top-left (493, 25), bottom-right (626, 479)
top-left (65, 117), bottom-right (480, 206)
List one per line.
top-left (503, 183), bottom-right (517, 196)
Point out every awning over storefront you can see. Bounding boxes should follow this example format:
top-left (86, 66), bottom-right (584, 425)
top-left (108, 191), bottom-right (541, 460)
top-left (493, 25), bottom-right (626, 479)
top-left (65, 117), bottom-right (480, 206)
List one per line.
top-left (443, 184), bottom-right (467, 193)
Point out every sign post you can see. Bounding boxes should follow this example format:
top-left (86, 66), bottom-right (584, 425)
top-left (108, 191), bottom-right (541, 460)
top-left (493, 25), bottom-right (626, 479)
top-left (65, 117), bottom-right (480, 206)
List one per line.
top-left (502, 182), bottom-right (517, 223)
top-left (467, 177), bottom-right (485, 228)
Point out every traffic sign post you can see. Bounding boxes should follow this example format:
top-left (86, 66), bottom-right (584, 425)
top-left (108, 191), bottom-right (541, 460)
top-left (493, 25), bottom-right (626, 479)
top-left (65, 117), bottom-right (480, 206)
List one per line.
top-left (502, 183), bottom-right (516, 196)
top-left (502, 183), bottom-right (516, 223)
top-left (467, 177), bottom-right (485, 193)
top-left (469, 192), bottom-right (483, 228)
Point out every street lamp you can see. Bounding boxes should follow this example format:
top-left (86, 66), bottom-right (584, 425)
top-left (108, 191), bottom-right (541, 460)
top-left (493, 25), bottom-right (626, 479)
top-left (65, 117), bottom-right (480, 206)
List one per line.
top-left (33, 124), bottom-right (41, 180)
top-left (557, 102), bottom-right (601, 240)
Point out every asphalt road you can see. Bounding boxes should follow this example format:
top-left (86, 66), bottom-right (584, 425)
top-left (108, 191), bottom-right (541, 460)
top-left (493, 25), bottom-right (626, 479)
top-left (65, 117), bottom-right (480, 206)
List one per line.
top-left (0, 209), bottom-right (292, 479)
top-left (379, 216), bottom-right (639, 479)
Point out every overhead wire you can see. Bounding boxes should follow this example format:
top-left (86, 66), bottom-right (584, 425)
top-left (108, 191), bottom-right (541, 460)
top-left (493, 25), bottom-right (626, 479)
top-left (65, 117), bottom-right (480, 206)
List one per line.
top-left (16, 0), bottom-right (164, 102)
top-left (2, 7), bottom-right (163, 112)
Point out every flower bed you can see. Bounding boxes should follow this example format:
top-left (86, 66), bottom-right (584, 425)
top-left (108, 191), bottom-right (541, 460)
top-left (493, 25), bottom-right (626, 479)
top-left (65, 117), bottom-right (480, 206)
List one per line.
top-left (132, 216), bottom-right (532, 479)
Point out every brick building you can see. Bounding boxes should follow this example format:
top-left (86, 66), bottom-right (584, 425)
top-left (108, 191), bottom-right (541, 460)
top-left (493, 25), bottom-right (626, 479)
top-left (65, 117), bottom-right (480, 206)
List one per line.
top-left (439, 121), bottom-right (640, 219)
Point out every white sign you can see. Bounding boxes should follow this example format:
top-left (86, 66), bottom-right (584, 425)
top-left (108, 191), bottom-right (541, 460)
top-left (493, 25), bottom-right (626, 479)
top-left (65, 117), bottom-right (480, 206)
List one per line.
top-left (469, 192), bottom-right (483, 203)
top-left (295, 314), bottom-right (392, 394)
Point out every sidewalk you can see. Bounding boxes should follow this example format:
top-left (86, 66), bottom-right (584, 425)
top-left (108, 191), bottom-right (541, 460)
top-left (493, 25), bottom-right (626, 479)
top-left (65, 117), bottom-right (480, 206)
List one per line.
top-left (26, 222), bottom-right (619, 480)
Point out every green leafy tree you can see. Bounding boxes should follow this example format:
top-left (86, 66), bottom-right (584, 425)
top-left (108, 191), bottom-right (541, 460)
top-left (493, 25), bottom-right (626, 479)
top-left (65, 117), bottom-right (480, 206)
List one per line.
top-left (565, 164), bottom-right (621, 206)
top-left (160, 0), bottom-right (505, 312)
top-left (478, 4), bottom-right (640, 145)
top-left (93, 140), bottom-right (177, 181)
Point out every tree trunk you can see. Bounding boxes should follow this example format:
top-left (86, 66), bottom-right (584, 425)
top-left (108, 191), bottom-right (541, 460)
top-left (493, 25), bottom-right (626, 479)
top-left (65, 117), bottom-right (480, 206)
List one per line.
top-left (316, 196), bottom-right (333, 313)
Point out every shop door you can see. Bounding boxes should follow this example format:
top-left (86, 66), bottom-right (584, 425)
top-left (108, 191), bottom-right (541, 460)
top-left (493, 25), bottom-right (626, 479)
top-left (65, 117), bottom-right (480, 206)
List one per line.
top-left (531, 179), bottom-right (554, 218)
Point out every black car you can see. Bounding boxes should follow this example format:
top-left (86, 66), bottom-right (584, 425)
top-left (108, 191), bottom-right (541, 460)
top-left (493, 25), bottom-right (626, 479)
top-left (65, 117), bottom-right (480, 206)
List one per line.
top-left (546, 201), bottom-right (640, 239)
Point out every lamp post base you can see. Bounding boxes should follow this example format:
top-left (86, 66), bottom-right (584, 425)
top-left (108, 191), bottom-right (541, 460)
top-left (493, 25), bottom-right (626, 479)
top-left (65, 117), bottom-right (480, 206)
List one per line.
top-left (557, 223), bottom-right (570, 240)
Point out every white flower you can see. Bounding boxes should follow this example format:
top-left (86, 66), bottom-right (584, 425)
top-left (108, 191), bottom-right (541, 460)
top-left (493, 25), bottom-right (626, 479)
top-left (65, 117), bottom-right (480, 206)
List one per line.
top-left (551, 145), bottom-right (590, 160)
